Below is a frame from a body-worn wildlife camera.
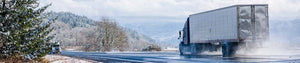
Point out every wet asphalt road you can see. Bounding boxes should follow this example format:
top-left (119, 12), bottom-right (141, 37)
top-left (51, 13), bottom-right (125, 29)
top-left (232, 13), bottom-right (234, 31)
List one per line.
top-left (61, 51), bottom-right (300, 63)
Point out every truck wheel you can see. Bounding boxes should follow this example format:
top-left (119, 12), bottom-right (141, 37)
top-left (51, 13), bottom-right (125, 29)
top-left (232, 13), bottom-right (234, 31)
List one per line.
top-left (179, 47), bottom-right (183, 55)
top-left (179, 51), bottom-right (183, 55)
top-left (222, 42), bottom-right (239, 57)
top-left (179, 42), bottom-right (183, 55)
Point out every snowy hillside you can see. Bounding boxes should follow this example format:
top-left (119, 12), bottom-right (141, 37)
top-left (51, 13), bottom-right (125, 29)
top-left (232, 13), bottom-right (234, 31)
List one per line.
top-left (48, 12), bottom-right (159, 51)
top-left (120, 21), bottom-right (185, 47)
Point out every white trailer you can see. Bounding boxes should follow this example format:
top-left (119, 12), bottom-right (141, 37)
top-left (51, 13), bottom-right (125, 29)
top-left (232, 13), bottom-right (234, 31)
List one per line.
top-left (179, 4), bottom-right (269, 57)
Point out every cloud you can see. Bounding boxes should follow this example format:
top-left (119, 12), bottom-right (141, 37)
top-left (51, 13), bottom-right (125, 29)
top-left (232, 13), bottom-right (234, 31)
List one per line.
top-left (40, 0), bottom-right (300, 22)
top-left (268, 0), bottom-right (300, 21)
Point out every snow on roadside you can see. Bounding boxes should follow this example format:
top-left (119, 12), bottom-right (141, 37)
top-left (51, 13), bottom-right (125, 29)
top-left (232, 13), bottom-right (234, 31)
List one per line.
top-left (44, 55), bottom-right (101, 63)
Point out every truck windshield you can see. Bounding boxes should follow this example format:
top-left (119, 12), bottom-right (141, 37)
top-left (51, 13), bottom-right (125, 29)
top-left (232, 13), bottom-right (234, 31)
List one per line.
top-left (54, 45), bottom-right (59, 47)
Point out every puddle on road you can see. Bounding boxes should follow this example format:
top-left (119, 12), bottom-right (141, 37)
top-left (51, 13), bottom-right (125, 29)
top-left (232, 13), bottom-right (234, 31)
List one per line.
top-left (161, 54), bottom-right (300, 62)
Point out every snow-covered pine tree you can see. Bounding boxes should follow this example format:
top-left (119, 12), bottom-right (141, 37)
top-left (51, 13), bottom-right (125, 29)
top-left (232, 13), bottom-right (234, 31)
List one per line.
top-left (0, 0), bottom-right (54, 60)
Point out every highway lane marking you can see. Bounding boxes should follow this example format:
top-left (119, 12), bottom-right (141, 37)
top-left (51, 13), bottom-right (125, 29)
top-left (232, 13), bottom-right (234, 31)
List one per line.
top-left (88, 55), bottom-right (153, 63)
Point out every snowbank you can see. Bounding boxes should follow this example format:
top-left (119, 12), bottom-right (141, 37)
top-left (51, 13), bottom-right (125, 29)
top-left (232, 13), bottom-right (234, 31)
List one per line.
top-left (44, 55), bottom-right (101, 63)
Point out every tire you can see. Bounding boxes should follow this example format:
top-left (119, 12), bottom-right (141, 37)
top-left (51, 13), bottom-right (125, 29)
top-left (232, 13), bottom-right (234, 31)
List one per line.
top-left (179, 50), bottom-right (183, 55)
top-left (222, 42), bottom-right (239, 57)
top-left (179, 47), bottom-right (183, 55)
top-left (179, 42), bottom-right (184, 55)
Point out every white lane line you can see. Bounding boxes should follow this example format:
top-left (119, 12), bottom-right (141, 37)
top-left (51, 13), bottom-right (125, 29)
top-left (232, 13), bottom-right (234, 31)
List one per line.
top-left (89, 55), bottom-right (153, 63)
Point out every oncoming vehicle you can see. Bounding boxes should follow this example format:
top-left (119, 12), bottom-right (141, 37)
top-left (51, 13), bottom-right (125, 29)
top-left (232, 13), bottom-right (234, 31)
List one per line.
top-left (51, 42), bottom-right (61, 54)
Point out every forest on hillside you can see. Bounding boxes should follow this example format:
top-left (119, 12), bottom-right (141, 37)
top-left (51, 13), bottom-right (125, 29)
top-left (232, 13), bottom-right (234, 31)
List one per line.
top-left (48, 12), bottom-right (161, 51)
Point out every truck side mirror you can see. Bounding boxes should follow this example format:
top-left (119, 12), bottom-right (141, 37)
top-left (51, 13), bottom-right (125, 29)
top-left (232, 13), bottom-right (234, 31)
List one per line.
top-left (178, 30), bottom-right (182, 39)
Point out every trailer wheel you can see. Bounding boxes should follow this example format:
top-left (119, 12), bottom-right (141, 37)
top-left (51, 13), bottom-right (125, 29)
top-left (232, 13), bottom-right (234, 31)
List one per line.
top-left (222, 42), bottom-right (239, 57)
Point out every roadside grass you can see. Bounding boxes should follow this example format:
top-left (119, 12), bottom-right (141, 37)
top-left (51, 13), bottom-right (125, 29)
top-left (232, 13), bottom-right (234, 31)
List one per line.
top-left (0, 56), bottom-right (47, 63)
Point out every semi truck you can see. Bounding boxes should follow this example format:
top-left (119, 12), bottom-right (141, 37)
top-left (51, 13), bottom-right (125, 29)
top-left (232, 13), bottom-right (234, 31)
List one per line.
top-left (178, 4), bottom-right (269, 57)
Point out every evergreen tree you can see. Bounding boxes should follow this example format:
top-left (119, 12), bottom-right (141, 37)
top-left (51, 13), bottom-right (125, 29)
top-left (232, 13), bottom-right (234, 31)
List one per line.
top-left (0, 0), bottom-right (54, 60)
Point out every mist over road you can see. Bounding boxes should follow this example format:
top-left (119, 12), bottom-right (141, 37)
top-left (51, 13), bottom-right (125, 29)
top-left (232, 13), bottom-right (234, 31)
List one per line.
top-left (61, 51), bottom-right (300, 63)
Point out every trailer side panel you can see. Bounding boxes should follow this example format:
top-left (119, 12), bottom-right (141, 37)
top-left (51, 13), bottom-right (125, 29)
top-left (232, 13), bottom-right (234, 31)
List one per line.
top-left (189, 6), bottom-right (238, 43)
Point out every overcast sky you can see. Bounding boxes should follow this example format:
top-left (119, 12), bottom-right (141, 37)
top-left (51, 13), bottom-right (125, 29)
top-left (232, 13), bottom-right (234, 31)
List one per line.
top-left (40, 0), bottom-right (300, 23)
top-left (38, 0), bottom-right (300, 45)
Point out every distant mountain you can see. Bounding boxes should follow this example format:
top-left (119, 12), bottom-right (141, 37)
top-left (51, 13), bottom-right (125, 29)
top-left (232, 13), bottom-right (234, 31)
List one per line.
top-left (125, 29), bottom-right (157, 50)
top-left (120, 21), bottom-right (184, 48)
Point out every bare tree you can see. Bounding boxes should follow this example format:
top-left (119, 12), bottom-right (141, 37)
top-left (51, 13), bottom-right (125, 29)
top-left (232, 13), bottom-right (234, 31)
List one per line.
top-left (95, 17), bottom-right (128, 52)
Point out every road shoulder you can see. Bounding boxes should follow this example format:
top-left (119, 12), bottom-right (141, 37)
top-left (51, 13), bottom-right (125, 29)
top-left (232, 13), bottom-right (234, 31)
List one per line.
top-left (43, 54), bottom-right (101, 63)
